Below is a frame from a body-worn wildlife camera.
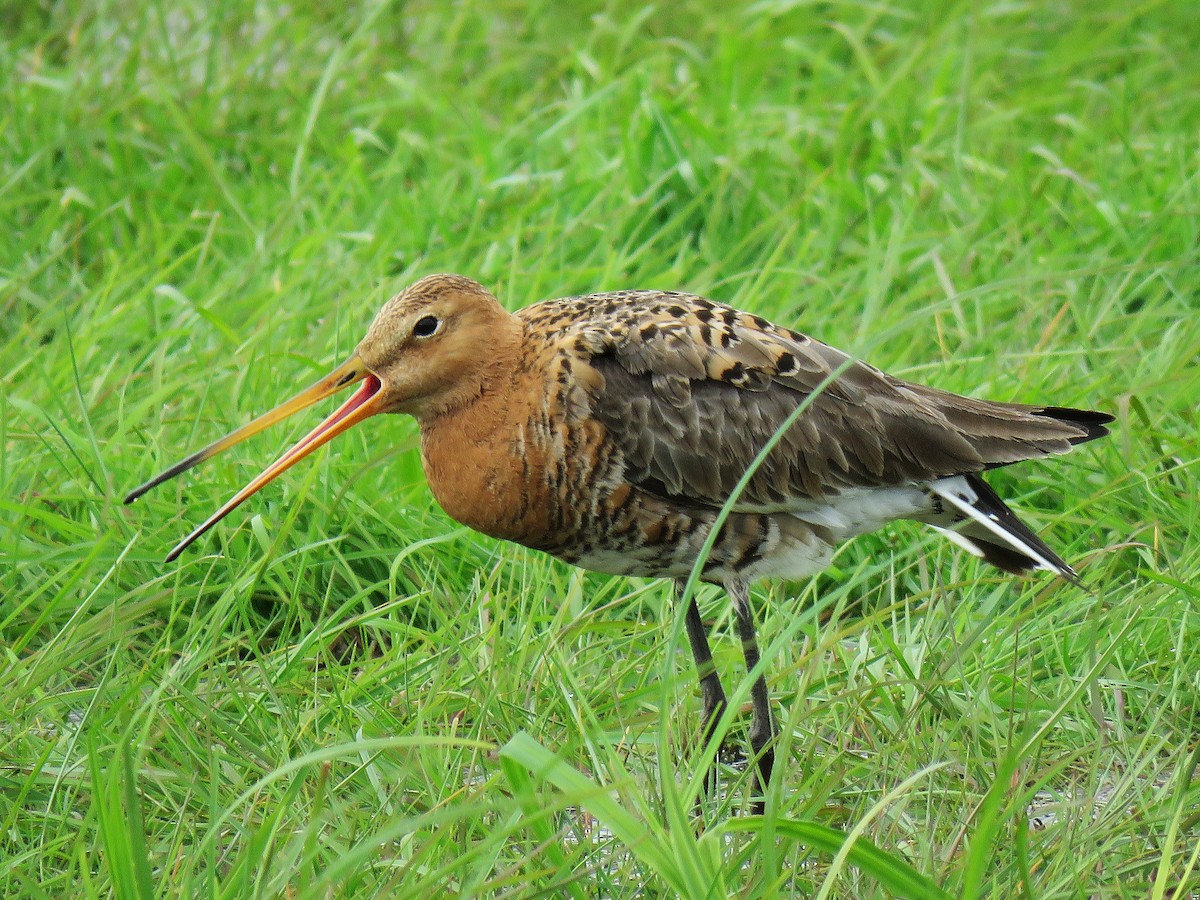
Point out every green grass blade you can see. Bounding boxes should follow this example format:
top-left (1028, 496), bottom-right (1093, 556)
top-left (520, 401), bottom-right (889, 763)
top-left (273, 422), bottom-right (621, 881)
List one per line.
top-left (724, 817), bottom-right (952, 900)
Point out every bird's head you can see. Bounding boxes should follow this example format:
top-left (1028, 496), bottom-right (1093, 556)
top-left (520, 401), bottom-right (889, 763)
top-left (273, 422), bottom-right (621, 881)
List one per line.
top-left (124, 273), bottom-right (516, 560)
top-left (356, 274), bottom-right (513, 419)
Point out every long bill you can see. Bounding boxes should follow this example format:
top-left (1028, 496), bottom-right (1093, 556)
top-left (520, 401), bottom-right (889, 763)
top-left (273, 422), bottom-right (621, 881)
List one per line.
top-left (124, 355), bottom-right (386, 562)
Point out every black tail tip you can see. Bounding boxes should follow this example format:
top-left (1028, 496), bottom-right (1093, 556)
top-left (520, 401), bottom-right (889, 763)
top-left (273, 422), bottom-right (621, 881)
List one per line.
top-left (1034, 407), bottom-right (1115, 445)
top-left (973, 537), bottom-right (1082, 585)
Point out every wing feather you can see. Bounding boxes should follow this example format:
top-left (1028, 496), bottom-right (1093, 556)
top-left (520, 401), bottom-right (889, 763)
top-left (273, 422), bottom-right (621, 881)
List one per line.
top-left (523, 291), bottom-right (1110, 511)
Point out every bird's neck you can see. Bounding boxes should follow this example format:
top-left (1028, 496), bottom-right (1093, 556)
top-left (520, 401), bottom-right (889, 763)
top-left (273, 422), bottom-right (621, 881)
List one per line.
top-left (415, 327), bottom-right (552, 545)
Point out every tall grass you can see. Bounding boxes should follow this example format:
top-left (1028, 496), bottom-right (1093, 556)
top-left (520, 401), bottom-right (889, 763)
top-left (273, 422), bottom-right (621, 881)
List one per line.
top-left (2, 1), bottom-right (1198, 896)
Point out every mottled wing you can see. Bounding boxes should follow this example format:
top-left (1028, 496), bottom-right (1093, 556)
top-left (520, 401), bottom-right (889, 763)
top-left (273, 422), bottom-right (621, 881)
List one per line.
top-left (537, 291), bottom-right (1108, 511)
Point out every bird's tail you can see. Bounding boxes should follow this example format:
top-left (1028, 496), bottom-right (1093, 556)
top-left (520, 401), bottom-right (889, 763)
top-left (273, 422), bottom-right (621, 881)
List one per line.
top-left (926, 473), bottom-right (1080, 584)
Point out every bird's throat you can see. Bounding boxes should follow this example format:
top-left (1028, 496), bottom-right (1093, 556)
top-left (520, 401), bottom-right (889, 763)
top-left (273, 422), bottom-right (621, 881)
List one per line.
top-left (417, 379), bottom-right (553, 547)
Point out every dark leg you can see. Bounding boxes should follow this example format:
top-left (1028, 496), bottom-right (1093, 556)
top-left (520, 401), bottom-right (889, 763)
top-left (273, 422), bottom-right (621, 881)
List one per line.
top-left (677, 580), bottom-right (727, 806)
top-left (729, 579), bottom-right (775, 814)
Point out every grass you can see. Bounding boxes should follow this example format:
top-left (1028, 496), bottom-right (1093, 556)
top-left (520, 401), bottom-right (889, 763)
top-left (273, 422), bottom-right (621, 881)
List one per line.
top-left (2, 0), bottom-right (1199, 895)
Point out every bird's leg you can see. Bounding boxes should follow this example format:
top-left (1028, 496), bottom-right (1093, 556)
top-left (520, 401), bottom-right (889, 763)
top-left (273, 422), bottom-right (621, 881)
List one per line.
top-left (729, 579), bottom-right (775, 814)
top-left (677, 579), bottom-right (728, 807)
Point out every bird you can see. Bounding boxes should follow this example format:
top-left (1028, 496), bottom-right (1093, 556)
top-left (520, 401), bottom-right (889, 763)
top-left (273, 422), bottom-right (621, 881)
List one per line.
top-left (126, 273), bottom-right (1112, 813)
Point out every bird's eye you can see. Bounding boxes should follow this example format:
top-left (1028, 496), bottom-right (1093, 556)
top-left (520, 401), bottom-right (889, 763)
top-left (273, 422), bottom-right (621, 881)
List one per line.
top-left (413, 315), bottom-right (440, 338)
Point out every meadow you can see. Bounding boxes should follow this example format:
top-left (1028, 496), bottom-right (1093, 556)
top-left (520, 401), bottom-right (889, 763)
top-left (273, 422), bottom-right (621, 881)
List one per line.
top-left (2, 1), bottom-right (1198, 896)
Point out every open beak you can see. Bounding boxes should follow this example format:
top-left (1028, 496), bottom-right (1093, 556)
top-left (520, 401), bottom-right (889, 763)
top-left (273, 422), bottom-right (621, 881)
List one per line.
top-left (125, 355), bottom-right (385, 562)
